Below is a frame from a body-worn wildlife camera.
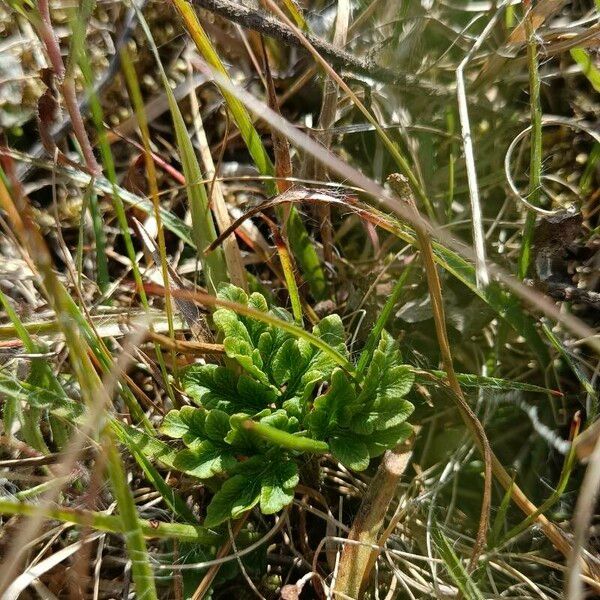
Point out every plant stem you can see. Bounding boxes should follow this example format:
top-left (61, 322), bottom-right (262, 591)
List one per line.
top-left (518, 4), bottom-right (543, 280)
top-left (104, 430), bottom-right (158, 600)
top-left (243, 421), bottom-right (329, 453)
top-left (387, 174), bottom-right (491, 570)
top-left (333, 436), bottom-right (414, 597)
top-left (37, 0), bottom-right (101, 175)
top-left (0, 498), bottom-right (221, 544)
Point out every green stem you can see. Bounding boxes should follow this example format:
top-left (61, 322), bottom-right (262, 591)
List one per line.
top-left (88, 190), bottom-right (110, 295)
top-left (356, 263), bottom-right (412, 377)
top-left (518, 6), bottom-right (543, 280)
top-left (0, 498), bottom-right (221, 544)
top-left (105, 430), bottom-right (158, 600)
top-left (243, 420), bottom-right (329, 453)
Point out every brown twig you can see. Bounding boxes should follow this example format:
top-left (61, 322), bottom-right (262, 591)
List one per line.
top-left (190, 0), bottom-right (440, 92)
top-left (145, 331), bottom-right (225, 356)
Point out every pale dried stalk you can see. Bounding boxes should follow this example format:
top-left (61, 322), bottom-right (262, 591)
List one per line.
top-left (456, 2), bottom-right (510, 287)
top-left (188, 67), bottom-right (248, 290)
top-left (313, 0), bottom-right (350, 264)
top-left (334, 435), bottom-right (415, 598)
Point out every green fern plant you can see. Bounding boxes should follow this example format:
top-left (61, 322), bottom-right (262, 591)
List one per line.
top-left (161, 284), bottom-right (414, 526)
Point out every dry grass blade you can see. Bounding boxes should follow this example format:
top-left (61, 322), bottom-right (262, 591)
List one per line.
top-left (312, 0), bottom-right (350, 265)
top-left (455, 3), bottom-right (507, 287)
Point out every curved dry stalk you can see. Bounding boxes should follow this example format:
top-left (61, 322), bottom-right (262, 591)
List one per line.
top-left (387, 174), bottom-right (491, 572)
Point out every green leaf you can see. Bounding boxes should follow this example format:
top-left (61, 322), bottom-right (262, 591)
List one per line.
top-left (161, 406), bottom-right (206, 446)
top-left (361, 331), bottom-right (411, 401)
top-left (363, 422), bottom-right (413, 458)
top-left (174, 441), bottom-right (237, 479)
top-left (223, 335), bottom-right (269, 385)
top-left (204, 456), bottom-right (299, 525)
top-left (204, 409), bottom-right (232, 441)
top-left (259, 460), bottom-right (299, 514)
top-left (225, 413), bottom-right (267, 454)
top-left (271, 338), bottom-right (312, 387)
top-left (307, 368), bottom-right (357, 438)
top-left (350, 332), bottom-right (414, 434)
top-left (113, 422), bottom-right (180, 470)
top-left (259, 409), bottom-right (299, 433)
top-left (330, 436), bottom-right (370, 471)
top-left (351, 395), bottom-right (414, 435)
top-left (204, 472), bottom-right (262, 527)
top-left (183, 364), bottom-right (276, 414)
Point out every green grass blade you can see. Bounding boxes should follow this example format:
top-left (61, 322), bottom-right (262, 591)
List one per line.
top-left (113, 422), bottom-right (180, 470)
top-left (570, 47), bottom-right (600, 93)
top-left (356, 263), bottom-right (412, 376)
top-left (580, 143), bottom-right (600, 195)
top-left (172, 0), bottom-right (274, 186)
top-left (171, 0), bottom-right (327, 300)
top-left (431, 523), bottom-right (486, 600)
top-left (135, 5), bottom-right (228, 294)
top-left (281, 0), bottom-right (307, 29)
top-left (542, 323), bottom-right (598, 420)
top-left (88, 189), bottom-right (110, 295)
top-left (105, 429), bottom-right (158, 600)
top-left (489, 472), bottom-right (515, 547)
top-left (417, 370), bottom-right (560, 396)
